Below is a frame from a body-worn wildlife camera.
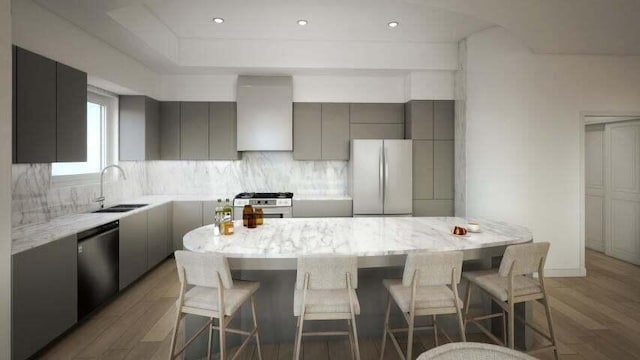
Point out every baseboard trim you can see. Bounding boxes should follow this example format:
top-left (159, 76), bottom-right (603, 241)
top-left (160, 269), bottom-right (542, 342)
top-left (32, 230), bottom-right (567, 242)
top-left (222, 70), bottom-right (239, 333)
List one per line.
top-left (545, 267), bottom-right (586, 277)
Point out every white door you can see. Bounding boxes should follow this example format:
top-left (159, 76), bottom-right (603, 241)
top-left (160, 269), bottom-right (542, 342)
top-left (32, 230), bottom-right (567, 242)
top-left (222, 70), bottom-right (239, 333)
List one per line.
top-left (383, 140), bottom-right (413, 215)
top-left (352, 140), bottom-right (384, 215)
top-left (585, 124), bottom-right (606, 252)
top-left (605, 120), bottom-right (640, 264)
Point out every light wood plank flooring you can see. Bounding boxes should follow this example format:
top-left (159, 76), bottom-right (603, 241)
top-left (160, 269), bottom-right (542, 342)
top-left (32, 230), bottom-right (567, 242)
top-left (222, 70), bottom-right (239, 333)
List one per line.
top-left (38, 249), bottom-right (640, 360)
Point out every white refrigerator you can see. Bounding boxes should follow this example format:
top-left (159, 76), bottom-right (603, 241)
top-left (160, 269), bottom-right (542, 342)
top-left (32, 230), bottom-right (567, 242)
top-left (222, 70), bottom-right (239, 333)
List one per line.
top-left (350, 139), bottom-right (413, 215)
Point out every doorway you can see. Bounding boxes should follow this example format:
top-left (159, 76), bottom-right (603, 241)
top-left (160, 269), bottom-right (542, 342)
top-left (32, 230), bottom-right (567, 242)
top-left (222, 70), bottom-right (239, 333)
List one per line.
top-left (585, 117), bottom-right (640, 265)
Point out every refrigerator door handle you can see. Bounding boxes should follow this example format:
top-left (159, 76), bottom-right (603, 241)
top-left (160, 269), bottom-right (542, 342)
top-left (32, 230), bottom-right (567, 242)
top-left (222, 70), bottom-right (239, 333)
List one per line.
top-left (379, 146), bottom-right (384, 205)
top-left (384, 145), bottom-right (389, 205)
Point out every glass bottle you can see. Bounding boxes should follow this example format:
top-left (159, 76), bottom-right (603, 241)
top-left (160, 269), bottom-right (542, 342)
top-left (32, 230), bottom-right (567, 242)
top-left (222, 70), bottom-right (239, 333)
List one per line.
top-left (254, 208), bottom-right (264, 226)
top-left (223, 198), bottom-right (233, 223)
top-left (222, 219), bottom-right (234, 235)
top-left (214, 199), bottom-right (223, 231)
top-left (247, 212), bottom-right (257, 228)
top-left (243, 205), bottom-right (254, 227)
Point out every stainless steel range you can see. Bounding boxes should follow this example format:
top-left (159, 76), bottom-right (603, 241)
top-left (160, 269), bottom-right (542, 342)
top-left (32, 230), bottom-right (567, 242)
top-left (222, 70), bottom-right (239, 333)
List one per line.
top-left (233, 192), bottom-right (293, 220)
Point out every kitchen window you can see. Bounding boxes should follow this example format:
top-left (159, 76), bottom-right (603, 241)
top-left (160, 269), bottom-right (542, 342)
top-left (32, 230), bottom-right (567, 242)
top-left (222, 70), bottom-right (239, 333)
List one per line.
top-left (52, 89), bottom-right (118, 185)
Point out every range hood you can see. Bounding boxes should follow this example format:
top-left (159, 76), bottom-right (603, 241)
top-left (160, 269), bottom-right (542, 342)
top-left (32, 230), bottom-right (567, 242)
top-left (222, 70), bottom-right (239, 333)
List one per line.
top-left (237, 76), bottom-right (293, 151)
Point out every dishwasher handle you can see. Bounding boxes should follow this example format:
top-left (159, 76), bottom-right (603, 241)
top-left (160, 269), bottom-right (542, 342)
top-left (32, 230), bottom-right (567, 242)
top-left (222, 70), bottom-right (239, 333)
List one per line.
top-left (77, 221), bottom-right (119, 241)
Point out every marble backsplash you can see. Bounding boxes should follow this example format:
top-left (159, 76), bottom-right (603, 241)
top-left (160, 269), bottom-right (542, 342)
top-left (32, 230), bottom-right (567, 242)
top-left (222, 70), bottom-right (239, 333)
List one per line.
top-left (12, 152), bottom-right (348, 227)
top-left (12, 162), bottom-right (146, 227)
top-left (146, 152), bottom-right (348, 196)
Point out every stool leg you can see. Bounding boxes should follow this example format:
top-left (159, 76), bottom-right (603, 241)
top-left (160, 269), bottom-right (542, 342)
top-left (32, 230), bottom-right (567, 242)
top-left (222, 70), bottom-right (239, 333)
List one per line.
top-left (502, 310), bottom-right (507, 346)
top-left (347, 319), bottom-right (356, 360)
top-left (379, 294), bottom-right (391, 360)
top-left (432, 315), bottom-right (438, 347)
top-left (542, 295), bottom-right (559, 360)
top-left (407, 312), bottom-right (415, 360)
top-left (207, 317), bottom-right (214, 360)
top-left (294, 315), bottom-right (304, 360)
top-left (508, 302), bottom-right (515, 349)
top-left (219, 316), bottom-right (226, 360)
top-left (463, 282), bottom-right (472, 327)
top-left (250, 296), bottom-right (263, 360)
top-left (168, 311), bottom-right (182, 360)
top-left (350, 313), bottom-right (361, 360)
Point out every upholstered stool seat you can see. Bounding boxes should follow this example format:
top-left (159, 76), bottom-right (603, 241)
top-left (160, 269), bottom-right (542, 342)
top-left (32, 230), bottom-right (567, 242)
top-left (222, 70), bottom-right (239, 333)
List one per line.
top-left (383, 279), bottom-right (463, 311)
top-left (293, 288), bottom-right (360, 316)
top-left (417, 342), bottom-right (537, 360)
top-left (462, 270), bottom-right (542, 302)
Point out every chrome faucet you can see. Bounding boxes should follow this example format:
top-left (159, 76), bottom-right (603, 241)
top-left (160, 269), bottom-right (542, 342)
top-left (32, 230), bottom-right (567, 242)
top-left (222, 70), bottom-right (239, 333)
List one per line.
top-left (95, 164), bottom-right (127, 208)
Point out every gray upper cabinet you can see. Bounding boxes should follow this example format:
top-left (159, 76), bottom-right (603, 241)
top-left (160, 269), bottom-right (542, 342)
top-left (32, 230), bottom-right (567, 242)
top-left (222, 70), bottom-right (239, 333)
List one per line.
top-left (321, 103), bottom-right (350, 160)
top-left (180, 102), bottom-right (210, 160)
top-left (12, 235), bottom-right (77, 360)
top-left (405, 100), bottom-right (434, 140)
top-left (147, 204), bottom-right (169, 270)
top-left (434, 100), bottom-right (454, 140)
top-left (350, 123), bottom-right (404, 139)
top-left (119, 211), bottom-right (148, 290)
top-left (15, 47), bottom-right (57, 163)
top-left (210, 102), bottom-right (240, 160)
top-left (293, 103), bottom-right (322, 160)
top-left (160, 102), bottom-right (181, 160)
top-left (56, 63), bottom-right (87, 162)
top-left (349, 103), bottom-right (404, 124)
top-left (120, 96), bottom-right (160, 161)
top-left (13, 46), bottom-right (88, 164)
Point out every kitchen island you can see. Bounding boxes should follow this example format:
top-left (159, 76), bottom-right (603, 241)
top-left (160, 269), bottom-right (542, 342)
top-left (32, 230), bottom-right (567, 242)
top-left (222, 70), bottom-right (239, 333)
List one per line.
top-left (182, 217), bottom-right (533, 358)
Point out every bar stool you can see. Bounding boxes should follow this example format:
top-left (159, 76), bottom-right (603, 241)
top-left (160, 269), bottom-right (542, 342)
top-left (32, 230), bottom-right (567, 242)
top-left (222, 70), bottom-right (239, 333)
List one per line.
top-left (169, 251), bottom-right (263, 360)
top-left (380, 251), bottom-right (466, 360)
top-left (462, 242), bottom-right (558, 360)
top-left (293, 256), bottom-right (361, 360)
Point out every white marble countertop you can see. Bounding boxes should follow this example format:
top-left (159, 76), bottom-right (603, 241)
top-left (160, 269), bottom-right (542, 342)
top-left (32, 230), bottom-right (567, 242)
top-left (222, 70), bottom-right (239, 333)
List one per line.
top-left (183, 217), bottom-right (532, 258)
top-left (11, 193), bottom-right (353, 255)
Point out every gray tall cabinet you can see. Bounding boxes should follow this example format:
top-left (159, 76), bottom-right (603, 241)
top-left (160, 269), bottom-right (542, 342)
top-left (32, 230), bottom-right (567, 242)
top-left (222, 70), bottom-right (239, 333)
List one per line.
top-left (406, 100), bottom-right (455, 216)
top-left (13, 46), bottom-right (87, 163)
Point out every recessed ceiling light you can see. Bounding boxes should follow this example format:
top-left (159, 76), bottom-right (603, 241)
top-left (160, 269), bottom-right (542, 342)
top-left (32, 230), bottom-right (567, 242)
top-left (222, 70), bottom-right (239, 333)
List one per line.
top-left (297, 19), bottom-right (308, 26)
top-left (212, 17), bottom-right (224, 24)
top-left (388, 21), bottom-right (399, 28)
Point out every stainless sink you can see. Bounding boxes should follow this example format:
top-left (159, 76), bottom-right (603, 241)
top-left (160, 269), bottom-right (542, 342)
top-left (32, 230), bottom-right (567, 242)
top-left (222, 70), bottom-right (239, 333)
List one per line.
top-left (92, 204), bottom-right (148, 213)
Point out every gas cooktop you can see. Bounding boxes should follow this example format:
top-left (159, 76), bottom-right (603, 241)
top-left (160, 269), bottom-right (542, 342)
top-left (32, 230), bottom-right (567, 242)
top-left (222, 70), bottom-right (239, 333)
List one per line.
top-left (235, 192), bottom-right (294, 199)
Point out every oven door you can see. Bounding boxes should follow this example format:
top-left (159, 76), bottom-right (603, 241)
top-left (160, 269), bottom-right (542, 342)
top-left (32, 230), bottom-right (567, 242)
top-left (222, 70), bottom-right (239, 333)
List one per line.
top-left (256, 206), bottom-right (292, 219)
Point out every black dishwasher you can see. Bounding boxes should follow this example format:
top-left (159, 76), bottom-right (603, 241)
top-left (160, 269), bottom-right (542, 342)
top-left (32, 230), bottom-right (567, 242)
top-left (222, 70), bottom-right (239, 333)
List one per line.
top-left (77, 221), bottom-right (119, 320)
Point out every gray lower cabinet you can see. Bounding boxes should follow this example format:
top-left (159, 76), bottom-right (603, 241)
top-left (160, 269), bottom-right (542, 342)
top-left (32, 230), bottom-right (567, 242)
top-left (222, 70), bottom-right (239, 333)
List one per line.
top-left (292, 200), bottom-right (353, 217)
top-left (15, 47), bottom-right (57, 163)
top-left (173, 201), bottom-right (204, 251)
top-left (210, 102), bottom-right (240, 160)
top-left (321, 103), bottom-right (350, 160)
top-left (202, 201), bottom-right (218, 225)
top-left (147, 204), bottom-right (170, 270)
top-left (120, 96), bottom-right (160, 161)
top-left (119, 211), bottom-right (148, 290)
top-left (12, 235), bottom-right (77, 360)
top-left (413, 140), bottom-right (434, 200)
top-left (56, 63), bottom-right (87, 162)
top-left (434, 141), bottom-right (454, 199)
top-left (181, 102), bottom-right (210, 160)
top-left (293, 103), bottom-right (322, 160)
top-left (160, 102), bottom-right (181, 160)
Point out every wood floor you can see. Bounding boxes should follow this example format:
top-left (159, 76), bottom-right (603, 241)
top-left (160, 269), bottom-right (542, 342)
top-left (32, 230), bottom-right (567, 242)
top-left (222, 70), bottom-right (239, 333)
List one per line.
top-left (38, 249), bottom-right (640, 360)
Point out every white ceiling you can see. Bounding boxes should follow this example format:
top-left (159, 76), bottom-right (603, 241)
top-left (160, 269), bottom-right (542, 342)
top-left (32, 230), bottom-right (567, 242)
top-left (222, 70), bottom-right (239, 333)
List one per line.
top-left (31, 0), bottom-right (640, 75)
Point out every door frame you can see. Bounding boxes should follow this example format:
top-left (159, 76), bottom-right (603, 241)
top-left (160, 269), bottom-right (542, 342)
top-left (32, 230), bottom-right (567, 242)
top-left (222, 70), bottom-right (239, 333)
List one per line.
top-left (580, 111), bottom-right (640, 271)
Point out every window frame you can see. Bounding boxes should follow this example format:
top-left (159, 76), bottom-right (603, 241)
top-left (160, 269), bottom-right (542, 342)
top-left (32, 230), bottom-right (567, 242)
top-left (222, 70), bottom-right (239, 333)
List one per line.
top-left (51, 88), bottom-right (119, 187)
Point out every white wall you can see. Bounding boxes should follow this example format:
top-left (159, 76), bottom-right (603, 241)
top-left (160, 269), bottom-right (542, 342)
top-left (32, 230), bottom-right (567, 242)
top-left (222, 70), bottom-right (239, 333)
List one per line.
top-left (159, 71), bottom-right (455, 102)
top-left (464, 27), bottom-right (640, 275)
top-left (11, 0), bottom-right (159, 97)
top-left (0, 0), bottom-right (11, 356)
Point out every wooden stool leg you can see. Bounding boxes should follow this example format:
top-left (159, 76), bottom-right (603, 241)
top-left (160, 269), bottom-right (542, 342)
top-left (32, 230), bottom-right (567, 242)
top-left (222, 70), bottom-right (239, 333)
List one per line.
top-left (219, 316), bottom-right (226, 360)
top-left (508, 302), bottom-right (515, 349)
top-left (294, 315), bottom-right (304, 360)
top-left (542, 295), bottom-right (559, 360)
top-left (456, 307), bottom-right (466, 342)
top-left (379, 294), bottom-right (391, 360)
top-left (347, 319), bottom-right (356, 360)
top-left (463, 282), bottom-right (472, 327)
top-left (168, 311), bottom-right (182, 360)
top-left (407, 312), bottom-right (415, 360)
top-left (502, 310), bottom-right (507, 345)
top-left (432, 315), bottom-right (438, 347)
top-left (350, 313), bottom-right (361, 360)
top-left (250, 297), bottom-right (263, 360)
top-left (207, 317), bottom-right (214, 360)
